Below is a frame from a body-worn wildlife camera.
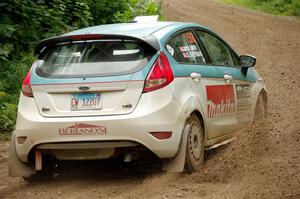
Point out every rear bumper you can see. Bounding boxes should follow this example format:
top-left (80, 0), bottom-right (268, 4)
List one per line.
top-left (14, 86), bottom-right (187, 162)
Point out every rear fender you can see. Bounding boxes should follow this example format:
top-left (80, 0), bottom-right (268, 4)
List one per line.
top-left (181, 96), bottom-right (207, 142)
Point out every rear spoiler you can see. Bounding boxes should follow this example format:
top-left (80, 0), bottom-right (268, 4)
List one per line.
top-left (34, 34), bottom-right (160, 56)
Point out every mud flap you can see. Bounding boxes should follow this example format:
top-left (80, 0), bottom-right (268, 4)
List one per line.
top-left (162, 124), bottom-right (190, 172)
top-left (9, 133), bottom-right (36, 177)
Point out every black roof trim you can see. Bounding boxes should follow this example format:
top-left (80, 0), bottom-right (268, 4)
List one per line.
top-left (34, 34), bottom-right (160, 56)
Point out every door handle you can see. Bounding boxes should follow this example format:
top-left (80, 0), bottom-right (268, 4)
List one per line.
top-left (224, 74), bottom-right (233, 83)
top-left (190, 72), bottom-right (202, 81)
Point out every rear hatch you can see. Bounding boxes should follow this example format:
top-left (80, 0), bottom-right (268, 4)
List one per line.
top-left (31, 36), bottom-right (157, 117)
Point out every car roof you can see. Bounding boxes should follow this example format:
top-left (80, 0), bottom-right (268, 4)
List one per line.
top-left (63, 21), bottom-right (209, 38)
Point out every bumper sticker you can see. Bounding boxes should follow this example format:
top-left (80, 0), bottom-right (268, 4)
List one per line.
top-left (59, 122), bottom-right (106, 136)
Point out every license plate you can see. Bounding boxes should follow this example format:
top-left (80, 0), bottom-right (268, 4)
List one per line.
top-left (71, 93), bottom-right (102, 111)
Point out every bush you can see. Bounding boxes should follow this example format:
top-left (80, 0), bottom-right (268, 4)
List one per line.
top-left (90, 0), bottom-right (161, 24)
top-left (0, 103), bottom-right (17, 131)
top-left (0, 0), bottom-right (92, 61)
top-left (0, 53), bottom-right (34, 130)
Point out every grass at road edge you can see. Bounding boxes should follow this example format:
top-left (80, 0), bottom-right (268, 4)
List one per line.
top-left (220, 0), bottom-right (300, 17)
top-left (0, 131), bottom-right (11, 141)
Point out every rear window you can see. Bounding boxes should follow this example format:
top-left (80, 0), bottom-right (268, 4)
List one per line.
top-left (35, 40), bottom-right (156, 78)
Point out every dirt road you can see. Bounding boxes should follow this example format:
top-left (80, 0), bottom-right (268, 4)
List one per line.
top-left (0, 0), bottom-right (299, 198)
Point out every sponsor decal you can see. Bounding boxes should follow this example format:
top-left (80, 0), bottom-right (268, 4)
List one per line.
top-left (179, 44), bottom-right (205, 61)
top-left (235, 84), bottom-right (252, 121)
top-left (184, 32), bottom-right (197, 44)
top-left (182, 51), bottom-right (203, 58)
top-left (236, 84), bottom-right (251, 99)
top-left (206, 85), bottom-right (235, 118)
top-left (166, 44), bottom-right (175, 56)
top-left (179, 46), bottom-right (191, 52)
top-left (59, 123), bottom-right (106, 136)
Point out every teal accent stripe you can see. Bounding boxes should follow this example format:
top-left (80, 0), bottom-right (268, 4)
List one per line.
top-left (165, 51), bottom-right (257, 83)
top-left (171, 64), bottom-right (257, 83)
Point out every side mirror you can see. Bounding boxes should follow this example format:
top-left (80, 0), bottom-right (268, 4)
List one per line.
top-left (240, 55), bottom-right (256, 68)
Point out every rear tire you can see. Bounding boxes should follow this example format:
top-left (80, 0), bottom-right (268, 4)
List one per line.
top-left (185, 114), bottom-right (204, 173)
top-left (22, 173), bottom-right (44, 184)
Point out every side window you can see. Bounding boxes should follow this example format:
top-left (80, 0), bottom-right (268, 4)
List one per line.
top-left (195, 31), bottom-right (235, 66)
top-left (166, 31), bottom-right (206, 64)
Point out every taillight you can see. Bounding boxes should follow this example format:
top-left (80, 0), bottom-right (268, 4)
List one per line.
top-left (143, 52), bottom-right (174, 92)
top-left (68, 34), bottom-right (103, 40)
top-left (22, 69), bottom-right (33, 97)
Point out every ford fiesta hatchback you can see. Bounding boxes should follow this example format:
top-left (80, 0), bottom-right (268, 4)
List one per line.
top-left (9, 20), bottom-right (267, 180)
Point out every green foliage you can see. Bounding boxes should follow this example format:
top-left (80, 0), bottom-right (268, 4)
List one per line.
top-left (0, 131), bottom-right (11, 141)
top-left (89, 0), bottom-right (129, 24)
top-left (0, 0), bottom-right (92, 61)
top-left (222, 0), bottom-right (300, 16)
top-left (109, 0), bottom-right (161, 23)
top-left (0, 103), bottom-right (17, 131)
top-left (0, 53), bottom-right (34, 131)
top-left (0, 0), bottom-right (162, 133)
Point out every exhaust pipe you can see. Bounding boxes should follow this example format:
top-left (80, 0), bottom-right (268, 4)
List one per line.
top-left (35, 149), bottom-right (42, 171)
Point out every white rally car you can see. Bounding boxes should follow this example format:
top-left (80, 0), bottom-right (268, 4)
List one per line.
top-left (9, 21), bottom-right (267, 180)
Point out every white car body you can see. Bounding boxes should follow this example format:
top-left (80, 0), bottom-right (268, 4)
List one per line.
top-left (9, 21), bottom-right (267, 177)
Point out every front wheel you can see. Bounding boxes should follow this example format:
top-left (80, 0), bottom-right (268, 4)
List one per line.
top-left (185, 114), bottom-right (204, 173)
